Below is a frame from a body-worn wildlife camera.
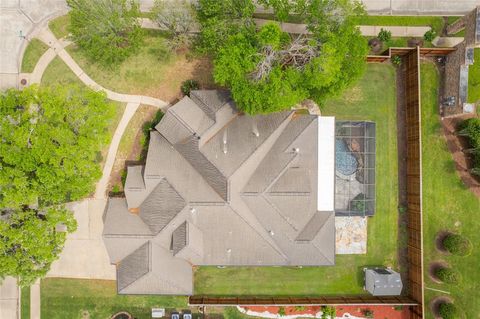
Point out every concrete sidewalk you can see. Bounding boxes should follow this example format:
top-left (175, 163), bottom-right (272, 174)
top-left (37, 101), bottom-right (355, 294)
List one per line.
top-left (361, 0), bottom-right (480, 15)
top-left (0, 277), bottom-right (19, 319)
top-left (254, 18), bottom-right (431, 37)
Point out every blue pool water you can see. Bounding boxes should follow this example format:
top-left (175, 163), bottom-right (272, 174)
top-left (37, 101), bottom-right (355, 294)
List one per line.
top-left (335, 139), bottom-right (358, 176)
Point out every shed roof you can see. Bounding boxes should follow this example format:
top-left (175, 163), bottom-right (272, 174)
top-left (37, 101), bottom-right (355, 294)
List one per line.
top-left (365, 268), bottom-right (403, 296)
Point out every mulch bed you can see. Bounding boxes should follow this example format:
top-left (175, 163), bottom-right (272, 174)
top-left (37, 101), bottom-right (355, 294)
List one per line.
top-left (441, 115), bottom-right (480, 197)
top-left (428, 260), bottom-right (449, 283)
top-left (242, 305), bottom-right (410, 319)
top-left (429, 296), bottom-right (453, 319)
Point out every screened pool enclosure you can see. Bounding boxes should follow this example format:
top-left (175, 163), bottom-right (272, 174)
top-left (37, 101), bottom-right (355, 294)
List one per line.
top-left (334, 121), bottom-right (376, 217)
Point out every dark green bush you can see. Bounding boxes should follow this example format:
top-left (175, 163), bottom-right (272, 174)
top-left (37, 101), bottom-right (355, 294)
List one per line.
top-left (392, 55), bottom-right (402, 66)
top-left (362, 309), bottom-right (374, 318)
top-left (458, 118), bottom-right (480, 175)
top-left (278, 307), bottom-right (286, 316)
top-left (443, 233), bottom-right (473, 256)
top-left (435, 267), bottom-right (461, 284)
top-left (181, 79), bottom-right (200, 96)
top-left (424, 29), bottom-right (436, 42)
top-left (378, 28), bottom-right (392, 42)
top-left (439, 302), bottom-right (456, 319)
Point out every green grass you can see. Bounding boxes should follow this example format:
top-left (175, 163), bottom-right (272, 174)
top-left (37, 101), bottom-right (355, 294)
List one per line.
top-left (49, 15), bottom-right (70, 39)
top-left (21, 286), bottom-right (30, 319)
top-left (467, 48), bottom-right (480, 103)
top-left (253, 13), bottom-right (457, 35)
top-left (21, 39), bottom-right (49, 73)
top-left (195, 64), bottom-right (400, 296)
top-left (420, 62), bottom-right (480, 319)
top-left (66, 30), bottom-right (174, 95)
top-left (41, 279), bottom-right (187, 319)
top-left (355, 16), bottom-right (449, 34)
top-left (41, 56), bottom-right (82, 86)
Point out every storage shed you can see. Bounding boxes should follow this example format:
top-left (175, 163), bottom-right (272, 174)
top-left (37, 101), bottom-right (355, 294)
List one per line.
top-left (364, 267), bottom-right (403, 296)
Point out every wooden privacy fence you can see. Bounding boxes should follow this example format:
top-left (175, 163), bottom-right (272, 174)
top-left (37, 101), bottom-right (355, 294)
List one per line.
top-left (367, 46), bottom-right (456, 62)
top-left (189, 47), bottom-right (427, 318)
top-left (189, 295), bottom-right (418, 306)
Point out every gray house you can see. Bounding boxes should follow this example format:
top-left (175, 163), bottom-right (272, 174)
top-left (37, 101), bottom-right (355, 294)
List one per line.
top-left (364, 268), bottom-right (403, 296)
top-left (103, 90), bottom-right (337, 295)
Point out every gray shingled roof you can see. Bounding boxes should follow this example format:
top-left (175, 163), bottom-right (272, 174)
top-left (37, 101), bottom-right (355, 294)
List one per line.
top-left (190, 90), bottom-right (232, 119)
top-left (103, 90), bottom-right (337, 295)
top-left (365, 268), bottom-right (403, 296)
top-left (139, 179), bottom-right (186, 234)
top-left (117, 242), bottom-right (150, 292)
top-left (172, 222), bottom-right (187, 255)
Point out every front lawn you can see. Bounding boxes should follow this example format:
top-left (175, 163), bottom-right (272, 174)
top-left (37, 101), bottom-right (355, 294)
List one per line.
top-left (41, 279), bottom-right (187, 319)
top-left (21, 39), bottom-right (49, 73)
top-left (467, 48), bottom-right (480, 103)
top-left (65, 29), bottom-right (214, 102)
top-left (420, 63), bottom-right (480, 319)
top-left (21, 286), bottom-right (30, 319)
top-left (195, 64), bottom-right (400, 296)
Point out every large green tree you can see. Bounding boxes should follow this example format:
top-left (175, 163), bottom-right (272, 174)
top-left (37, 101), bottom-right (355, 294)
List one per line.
top-left (0, 84), bottom-right (114, 285)
top-left (195, 0), bottom-right (255, 54)
top-left (0, 85), bottom-right (114, 209)
top-left (67, 0), bottom-right (143, 65)
top-left (211, 0), bottom-right (368, 114)
top-left (0, 207), bottom-right (77, 286)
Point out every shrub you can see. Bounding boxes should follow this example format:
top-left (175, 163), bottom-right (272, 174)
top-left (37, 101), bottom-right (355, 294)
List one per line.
top-left (278, 307), bottom-right (286, 316)
top-left (424, 29), bottom-right (436, 42)
top-left (392, 55), bottom-right (402, 66)
top-left (181, 79), bottom-right (200, 96)
top-left (378, 28), bottom-right (392, 42)
top-left (443, 233), bottom-right (473, 256)
top-left (321, 306), bottom-right (336, 319)
top-left (438, 302), bottom-right (456, 319)
top-left (362, 308), bottom-right (374, 318)
top-left (435, 267), bottom-right (460, 284)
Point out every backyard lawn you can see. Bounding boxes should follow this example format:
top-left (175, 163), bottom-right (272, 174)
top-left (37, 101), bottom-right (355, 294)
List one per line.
top-left (21, 39), bottom-right (49, 73)
top-left (41, 279), bottom-right (187, 319)
top-left (467, 48), bottom-right (480, 103)
top-left (420, 63), bottom-right (480, 319)
top-left (194, 64), bottom-right (400, 296)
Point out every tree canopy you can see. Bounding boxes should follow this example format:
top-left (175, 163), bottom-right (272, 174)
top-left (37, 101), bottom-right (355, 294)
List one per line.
top-left (0, 207), bottom-right (77, 286)
top-left (206, 0), bottom-right (368, 114)
top-left (0, 85), bottom-right (114, 208)
top-left (67, 0), bottom-right (143, 65)
top-left (0, 84), bottom-right (114, 284)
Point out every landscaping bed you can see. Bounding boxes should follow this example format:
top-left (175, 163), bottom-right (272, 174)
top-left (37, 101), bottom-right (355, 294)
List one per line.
top-left (467, 48), bottom-right (480, 103)
top-left (109, 105), bottom-right (162, 194)
top-left (420, 62), bottom-right (480, 319)
top-left (194, 64), bottom-right (400, 296)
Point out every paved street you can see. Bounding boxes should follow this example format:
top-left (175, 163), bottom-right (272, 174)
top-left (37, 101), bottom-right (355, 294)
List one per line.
top-left (0, 0), bottom-right (67, 89)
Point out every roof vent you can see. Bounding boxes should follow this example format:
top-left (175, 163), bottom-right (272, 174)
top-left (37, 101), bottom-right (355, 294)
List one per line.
top-left (293, 148), bottom-right (300, 153)
top-left (269, 230), bottom-right (275, 236)
top-left (252, 121), bottom-right (260, 137)
top-left (190, 208), bottom-right (196, 214)
top-left (226, 248), bottom-right (232, 253)
top-left (223, 130), bottom-right (228, 154)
